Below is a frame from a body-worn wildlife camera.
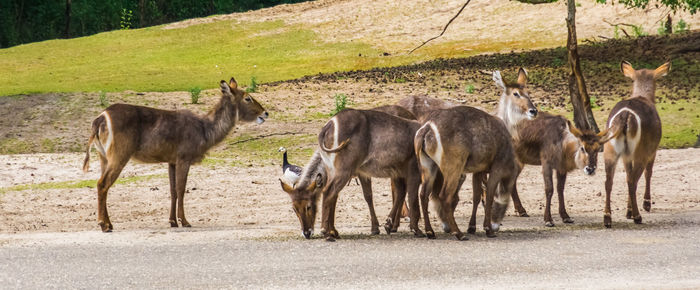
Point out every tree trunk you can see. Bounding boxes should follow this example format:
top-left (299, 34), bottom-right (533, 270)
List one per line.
top-left (665, 14), bottom-right (672, 34)
top-left (565, 0), bottom-right (599, 132)
top-left (139, 0), bottom-right (146, 28)
top-left (64, 0), bottom-right (71, 38)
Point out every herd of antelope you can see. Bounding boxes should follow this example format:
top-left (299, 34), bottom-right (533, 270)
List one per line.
top-left (82, 61), bottom-right (671, 241)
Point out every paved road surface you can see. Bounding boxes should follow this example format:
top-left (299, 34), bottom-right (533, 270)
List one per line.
top-left (2, 211), bottom-right (699, 289)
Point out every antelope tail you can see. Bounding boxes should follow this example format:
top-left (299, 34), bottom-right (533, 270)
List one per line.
top-left (82, 115), bottom-right (105, 172)
top-left (318, 120), bottom-right (350, 153)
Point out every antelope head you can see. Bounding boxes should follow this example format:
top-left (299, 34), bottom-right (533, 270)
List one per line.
top-left (280, 172), bottom-right (325, 239)
top-left (220, 78), bottom-right (269, 124)
top-left (621, 61), bottom-right (671, 102)
top-left (568, 123), bottom-right (615, 176)
top-left (494, 68), bottom-right (538, 123)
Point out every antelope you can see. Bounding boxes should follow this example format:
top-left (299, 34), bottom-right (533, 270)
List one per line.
top-left (415, 106), bottom-right (516, 240)
top-left (493, 69), bottom-right (612, 226)
top-left (602, 61), bottom-right (669, 228)
top-left (82, 78), bottom-right (268, 232)
top-left (397, 95), bottom-right (455, 122)
top-left (279, 108), bottom-right (423, 241)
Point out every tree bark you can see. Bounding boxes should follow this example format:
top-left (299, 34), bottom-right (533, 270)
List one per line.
top-left (139, 0), bottom-right (146, 28)
top-left (64, 0), bottom-right (71, 38)
top-left (566, 0), bottom-right (599, 132)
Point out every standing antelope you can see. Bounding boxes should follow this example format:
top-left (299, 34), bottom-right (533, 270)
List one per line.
top-left (602, 61), bottom-right (670, 228)
top-left (280, 108), bottom-right (423, 241)
top-left (397, 95), bottom-right (455, 122)
top-left (415, 106), bottom-right (516, 240)
top-left (493, 69), bottom-right (612, 226)
top-left (82, 78), bottom-right (268, 232)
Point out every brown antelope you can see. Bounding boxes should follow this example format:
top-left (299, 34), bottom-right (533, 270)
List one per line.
top-left (602, 61), bottom-right (669, 228)
top-left (493, 69), bottom-right (612, 226)
top-left (279, 108), bottom-right (423, 241)
top-left (415, 106), bottom-right (516, 240)
top-left (82, 78), bottom-right (268, 232)
top-left (279, 105), bottom-right (414, 236)
top-left (397, 95), bottom-right (455, 122)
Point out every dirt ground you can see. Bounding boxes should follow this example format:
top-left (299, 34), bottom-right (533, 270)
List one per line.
top-left (1, 146), bottom-right (698, 236)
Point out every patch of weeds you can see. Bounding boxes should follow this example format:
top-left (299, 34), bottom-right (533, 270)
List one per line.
top-left (394, 77), bottom-right (406, 83)
top-left (218, 133), bottom-right (317, 166)
top-left (552, 57), bottom-right (564, 67)
top-left (120, 9), bottom-right (133, 30)
top-left (0, 174), bottom-right (165, 194)
top-left (465, 84), bottom-right (475, 94)
top-left (589, 96), bottom-right (599, 109)
top-left (613, 25), bottom-right (621, 39)
top-left (330, 93), bottom-right (348, 116)
top-left (0, 138), bottom-right (32, 154)
top-left (99, 91), bottom-right (109, 108)
top-left (189, 87), bottom-right (202, 104)
top-left (40, 138), bottom-right (58, 152)
top-left (675, 19), bottom-right (688, 34)
top-left (246, 76), bottom-right (258, 93)
top-left (631, 25), bottom-right (647, 37)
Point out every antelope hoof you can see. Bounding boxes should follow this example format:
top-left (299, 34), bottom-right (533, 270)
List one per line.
top-left (485, 229), bottom-right (497, 238)
top-left (329, 230), bottom-right (340, 239)
top-left (643, 200), bottom-right (651, 212)
top-left (604, 215), bottom-right (612, 228)
top-left (370, 228), bottom-right (380, 235)
top-left (545, 221), bottom-right (555, 227)
top-left (455, 232), bottom-right (469, 241)
top-left (426, 230), bottom-right (436, 239)
top-left (633, 216), bottom-right (643, 224)
top-left (562, 217), bottom-right (574, 224)
top-left (325, 236), bottom-right (336, 242)
top-left (169, 220), bottom-right (178, 227)
top-left (467, 227), bottom-right (476, 234)
top-left (384, 219), bottom-right (393, 234)
top-left (412, 228), bottom-right (425, 238)
top-left (518, 211), bottom-right (529, 217)
top-left (98, 222), bottom-right (112, 233)
top-left (626, 209), bottom-right (633, 219)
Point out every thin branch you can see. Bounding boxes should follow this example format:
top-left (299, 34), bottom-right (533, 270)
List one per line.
top-left (228, 132), bottom-right (302, 146)
top-left (408, 0), bottom-right (472, 54)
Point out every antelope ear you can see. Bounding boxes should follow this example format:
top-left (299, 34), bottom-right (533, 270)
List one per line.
top-left (280, 179), bottom-right (294, 193)
top-left (492, 71), bottom-right (506, 91)
top-left (229, 77), bottom-right (238, 90)
top-left (220, 80), bottom-right (231, 94)
top-left (567, 121), bottom-right (583, 138)
top-left (621, 61), bottom-right (636, 80)
top-left (517, 67), bottom-right (528, 86)
top-left (305, 180), bottom-right (317, 192)
top-left (653, 62), bottom-right (671, 79)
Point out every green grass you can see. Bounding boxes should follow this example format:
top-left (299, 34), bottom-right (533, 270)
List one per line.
top-left (0, 20), bottom-right (421, 96)
top-left (207, 133), bottom-right (317, 167)
top-left (0, 174), bottom-right (166, 194)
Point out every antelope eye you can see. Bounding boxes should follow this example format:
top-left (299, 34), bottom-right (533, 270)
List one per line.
top-left (245, 96), bottom-right (252, 102)
top-left (580, 147), bottom-right (585, 152)
top-left (306, 205), bottom-right (312, 211)
top-left (513, 92), bottom-right (520, 98)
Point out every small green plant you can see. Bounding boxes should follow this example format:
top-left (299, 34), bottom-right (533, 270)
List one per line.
top-left (631, 25), bottom-right (647, 37)
top-left (120, 9), bottom-right (133, 30)
top-left (590, 95), bottom-right (599, 109)
top-left (246, 76), bottom-right (258, 93)
top-left (657, 22), bottom-right (669, 36)
top-left (189, 87), bottom-right (201, 104)
top-left (675, 19), bottom-right (688, 34)
top-left (330, 93), bottom-right (348, 116)
top-left (613, 25), bottom-right (620, 39)
top-left (552, 57), bottom-right (564, 67)
top-left (394, 77), bottom-right (406, 83)
top-left (465, 84), bottom-right (475, 94)
top-left (99, 91), bottom-right (108, 108)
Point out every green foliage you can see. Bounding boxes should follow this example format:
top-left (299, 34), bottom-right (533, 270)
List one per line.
top-left (330, 93), bottom-right (348, 116)
top-left (552, 57), bottom-right (564, 67)
top-left (465, 84), bottom-right (475, 94)
top-left (613, 25), bottom-right (621, 38)
top-left (595, 0), bottom-right (698, 14)
top-left (246, 76), bottom-right (258, 93)
top-left (631, 25), bottom-right (647, 37)
top-left (657, 22), bottom-right (669, 35)
top-left (676, 19), bottom-right (689, 33)
top-left (120, 9), bottom-right (133, 30)
top-left (99, 91), bottom-right (109, 108)
top-left (189, 87), bottom-right (202, 104)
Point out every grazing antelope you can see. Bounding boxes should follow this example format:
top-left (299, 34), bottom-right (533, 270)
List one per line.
top-left (415, 106), bottom-right (516, 240)
top-left (602, 61), bottom-right (669, 228)
top-left (493, 69), bottom-right (612, 226)
top-left (280, 108), bottom-right (423, 240)
top-left (82, 78), bottom-right (268, 232)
